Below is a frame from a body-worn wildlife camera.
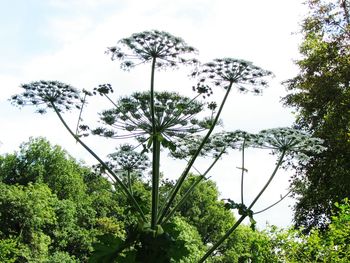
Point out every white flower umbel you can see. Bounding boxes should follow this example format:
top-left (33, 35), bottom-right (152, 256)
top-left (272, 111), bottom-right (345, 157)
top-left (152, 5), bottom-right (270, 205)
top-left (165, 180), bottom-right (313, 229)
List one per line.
top-left (10, 80), bottom-right (82, 113)
top-left (252, 127), bottom-right (326, 161)
top-left (106, 30), bottom-right (198, 70)
top-left (192, 58), bottom-right (273, 96)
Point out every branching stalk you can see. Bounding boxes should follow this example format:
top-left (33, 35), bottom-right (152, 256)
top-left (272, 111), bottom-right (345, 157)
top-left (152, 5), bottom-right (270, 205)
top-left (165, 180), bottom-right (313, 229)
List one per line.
top-left (198, 150), bottom-right (286, 262)
top-left (158, 83), bottom-right (233, 224)
top-left (51, 102), bottom-right (146, 222)
top-left (75, 92), bottom-right (88, 138)
top-left (248, 150), bottom-right (286, 209)
top-left (254, 189), bottom-right (292, 215)
top-left (160, 149), bottom-right (225, 224)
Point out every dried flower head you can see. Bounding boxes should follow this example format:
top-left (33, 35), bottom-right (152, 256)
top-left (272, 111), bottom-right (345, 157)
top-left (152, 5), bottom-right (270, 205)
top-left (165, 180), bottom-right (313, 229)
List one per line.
top-left (192, 58), bottom-right (273, 94)
top-left (106, 30), bottom-right (198, 70)
top-left (10, 80), bottom-right (81, 113)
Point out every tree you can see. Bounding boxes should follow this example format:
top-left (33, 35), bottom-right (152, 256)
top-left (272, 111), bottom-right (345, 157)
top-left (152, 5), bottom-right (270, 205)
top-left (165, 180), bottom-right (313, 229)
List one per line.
top-left (10, 30), bottom-right (325, 262)
top-left (0, 138), bottom-right (126, 262)
top-left (0, 182), bottom-right (56, 262)
top-left (283, 0), bottom-right (350, 231)
top-left (268, 199), bottom-right (350, 262)
top-left (0, 137), bottom-right (87, 201)
top-left (175, 176), bottom-right (235, 245)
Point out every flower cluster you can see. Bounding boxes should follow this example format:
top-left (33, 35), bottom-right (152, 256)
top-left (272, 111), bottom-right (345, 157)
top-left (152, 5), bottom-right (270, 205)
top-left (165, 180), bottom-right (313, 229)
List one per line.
top-left (106, 30), bottom-right (198, 70)
top-left (108, 144), bottom-right (149, 173)
top-left (93, 84), bottom-right (114, 96)
top-left (93, 91), bottom-right (210, 142)
top-left (192, 58), bottom-right (273, 94)
top-left (192, 83), bottom-right (213, 98)
top-left (170, 128), bottom-right (325, 162)
top-left (252, 127), bottom-right (326, 160)
top-left (10, 80), bottom-right (81, 113)
top-left (170, 130), bottom-right (254, 159)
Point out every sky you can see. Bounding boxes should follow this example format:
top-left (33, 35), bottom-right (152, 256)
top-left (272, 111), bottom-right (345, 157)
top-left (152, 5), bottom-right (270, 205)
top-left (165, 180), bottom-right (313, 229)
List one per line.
top-left (0, 0), bottom-right (308, 229)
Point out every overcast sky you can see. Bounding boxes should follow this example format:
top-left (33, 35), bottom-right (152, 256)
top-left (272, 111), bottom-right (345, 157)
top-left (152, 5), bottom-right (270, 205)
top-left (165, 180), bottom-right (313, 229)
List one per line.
top-left (0, 0), bottom-right (307, 229)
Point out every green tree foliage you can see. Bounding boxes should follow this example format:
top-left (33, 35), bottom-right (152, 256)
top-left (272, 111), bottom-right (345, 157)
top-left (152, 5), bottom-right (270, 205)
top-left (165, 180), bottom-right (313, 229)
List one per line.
top-left (283, 0), bottom-right (350, 231)
top-left (0, 183), bottom-right (55, 262)
top-left (269, 199), bottom-right (350, 262)
top-left (0, 138), bottom-right (125, 262)
top-left (176, 176), bottom-right (235, 245)
top-left (164, 216), bottom-right (205, 263)
top-left (0, 137), bottom-right (86, 201)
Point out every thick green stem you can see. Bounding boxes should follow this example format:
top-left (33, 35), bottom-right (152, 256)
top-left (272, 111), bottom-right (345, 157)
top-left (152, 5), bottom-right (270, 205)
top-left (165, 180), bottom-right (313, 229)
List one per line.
top-left (150, 58), bottom-right (156, 132)
top-left (158, 83), bottom-right (233, 224)
top-left (151, 139), bottom-right (161, 229)
top-left (198, 150), bottom-right (286, 262)
top-left (149, 57), bottom-right (160, 230)
top-left (160, 149), bottom-right (225, 224)
top-left (51, 103), bottom-right (146, 222)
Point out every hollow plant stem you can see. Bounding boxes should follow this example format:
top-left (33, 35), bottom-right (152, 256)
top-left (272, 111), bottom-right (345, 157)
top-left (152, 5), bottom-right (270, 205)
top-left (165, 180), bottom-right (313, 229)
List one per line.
top-left (151, 139), bottom-right (161, 229)
top-left (51, 103), bottom-right (146, 222)
top-left (149, 57), bottom-right (160, 230)
top-left (158, 83), bottom-right (233, 224)
top-left (198, 150), bottom-right (286, 263)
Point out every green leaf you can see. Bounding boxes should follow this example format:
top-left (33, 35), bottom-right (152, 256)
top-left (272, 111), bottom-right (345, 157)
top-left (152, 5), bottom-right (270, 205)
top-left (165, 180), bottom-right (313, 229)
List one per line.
top-left (88, 234), bottom-right (123, 263)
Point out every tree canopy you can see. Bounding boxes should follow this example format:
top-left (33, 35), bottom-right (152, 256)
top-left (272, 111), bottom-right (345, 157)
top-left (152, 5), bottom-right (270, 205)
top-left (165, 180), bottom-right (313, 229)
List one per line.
top-left (0, 138), bottom-right (125, 262)
top-left (283, 0), bottom-right (350, 231)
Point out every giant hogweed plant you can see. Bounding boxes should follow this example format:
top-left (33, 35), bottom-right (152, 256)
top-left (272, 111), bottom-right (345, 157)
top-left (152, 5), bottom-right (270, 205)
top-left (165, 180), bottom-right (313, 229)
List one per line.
top-left (10, 30), bottom-right (325, 262)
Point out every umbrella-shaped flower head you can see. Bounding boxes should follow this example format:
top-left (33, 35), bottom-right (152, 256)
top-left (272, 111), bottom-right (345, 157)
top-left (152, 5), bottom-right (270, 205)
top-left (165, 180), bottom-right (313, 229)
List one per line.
top-left (252, 127), bottom-right (326, 160)
top-left (170, 130), bottom-right (255, 158)
top-left (106, 30), bottom-right (198, 70)
top-left (192, 58), bottom-right (273, 95)
top-left (10, 80), bottom-right (82, 113)
top-left (93, 91), bottom-right (210, 144)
